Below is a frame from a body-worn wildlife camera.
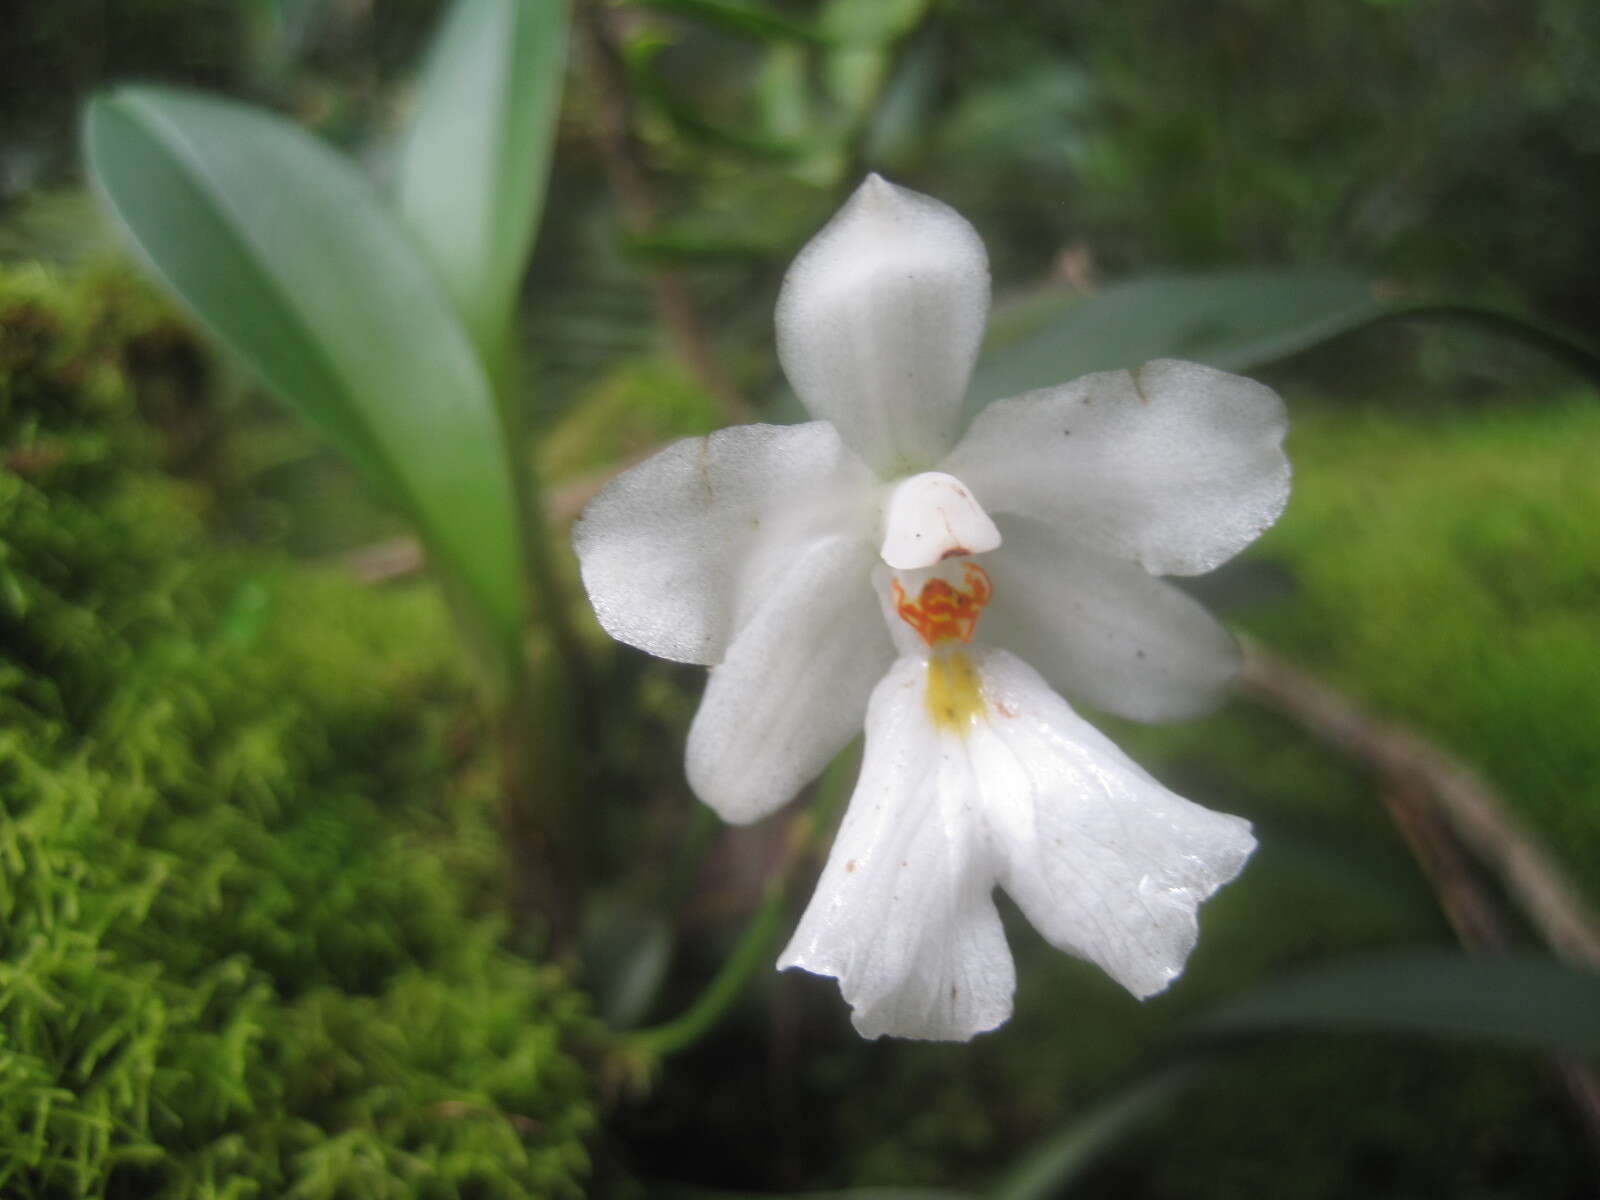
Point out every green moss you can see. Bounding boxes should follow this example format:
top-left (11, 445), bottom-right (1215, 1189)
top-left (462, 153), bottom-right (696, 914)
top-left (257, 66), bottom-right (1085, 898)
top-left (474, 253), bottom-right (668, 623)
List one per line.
top-left (1245, 395), bottom-right (1600, 897)
top-left (0, 265), bottom-right (595, 1197)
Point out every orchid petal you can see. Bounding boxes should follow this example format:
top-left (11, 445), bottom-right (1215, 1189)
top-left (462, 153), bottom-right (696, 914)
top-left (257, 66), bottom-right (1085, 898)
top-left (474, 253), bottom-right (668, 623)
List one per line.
top-left (779, 655), bottom-right (1015, 1040)
top-left (574, 421), bottom-right (875, 664)
top-left (983, 515), bottom-right (1241, 722)
top-left (971, 650), bottom-right (1257, 998)
top-left (777, 175), bottom-right (990, 476)
top-left (943, 359), bottom-right (1289, 576)
top-left (687, 535), bottom-right (893, 824)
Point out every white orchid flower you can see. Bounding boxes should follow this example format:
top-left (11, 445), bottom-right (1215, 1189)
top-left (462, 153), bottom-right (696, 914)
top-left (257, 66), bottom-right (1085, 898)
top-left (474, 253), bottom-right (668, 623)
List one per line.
top-left (574, 175), bottom-right (1289, 1040)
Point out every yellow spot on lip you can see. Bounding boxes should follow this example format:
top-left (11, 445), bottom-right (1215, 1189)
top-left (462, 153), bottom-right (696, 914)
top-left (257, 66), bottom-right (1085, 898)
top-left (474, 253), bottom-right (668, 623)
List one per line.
top-left (925, 650), bottom-right (985, 732)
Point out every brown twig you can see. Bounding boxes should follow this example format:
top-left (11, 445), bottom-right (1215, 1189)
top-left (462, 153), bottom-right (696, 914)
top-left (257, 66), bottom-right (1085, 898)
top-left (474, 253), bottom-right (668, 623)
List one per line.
top-left (1376, 776), bottom-right (1600, 1159)
top-left (1237, 638), bottom-right (1600, 969)
top-left (1377, 773), bottom-right (1509, 954)
top-left (575, 0), bottom-right (749, 424)
top-left (1238, 638), bottom-right (1600, 1161)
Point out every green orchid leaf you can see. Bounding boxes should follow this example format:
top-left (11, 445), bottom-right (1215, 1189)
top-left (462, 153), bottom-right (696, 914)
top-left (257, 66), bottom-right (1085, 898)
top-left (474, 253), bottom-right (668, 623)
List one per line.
top-left (970, 270), bottom-right (1600, 409)
top-left (396, 0), bottom-right (568, 372)
top-left (818, 0), bottom-right (929, 45)
top-left (755, 43), bottom-right (817, 141)
top-left (1198, 950), bottom-right (1600, 1052)
top-left (992, 1067), bottom-right (1199, 1200)
top-left (818, 0), bottom-right (929, 115)
top-left (970, 270), bottom-right (1382, 407)
top-left (85, 85), bottom-right (525, 658)
top-left (581, 899), bottom-right (676, 1029)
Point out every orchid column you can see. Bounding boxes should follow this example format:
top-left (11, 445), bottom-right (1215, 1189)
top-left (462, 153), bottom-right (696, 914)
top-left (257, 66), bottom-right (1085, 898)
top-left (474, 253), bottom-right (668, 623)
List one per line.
top-left (575, 175), bottom-right (1290, 1040)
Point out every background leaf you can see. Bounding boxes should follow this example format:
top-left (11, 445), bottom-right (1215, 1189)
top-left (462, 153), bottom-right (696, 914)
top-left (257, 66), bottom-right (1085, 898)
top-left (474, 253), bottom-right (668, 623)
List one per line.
top-left (396, 0), bottom-right (569, 373)
top-left (1196, 951), bottom-right (1600, 1052)
top-left (85, 85), bottom-right (525, 656)
top-left (969, 270), bottom-right (1382, 407)
top-left (970, 271), bottom-right (1600, 410)
top-left (991, 1067), bottom-right (1197, 1200)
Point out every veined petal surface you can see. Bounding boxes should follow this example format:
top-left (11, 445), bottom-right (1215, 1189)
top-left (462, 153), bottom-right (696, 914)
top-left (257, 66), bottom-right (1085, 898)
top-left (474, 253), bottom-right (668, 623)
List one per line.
top-left (943, 359), bottom-right (1290, 576)
top-left (779, 655), bottom-right (1015, 1041)
top-left (574, 421), bottom-right (875, 664)
top-left (782, 648), bottom-right (1254, 1038)
top-left (687, 536), bottom-right (893, 825)
top-left (982, 515), bottom-right (1241, 722)
top-left (777, 175), bottom-right (990, 477)
top-left (971, 650), bottom-right (1256, 999)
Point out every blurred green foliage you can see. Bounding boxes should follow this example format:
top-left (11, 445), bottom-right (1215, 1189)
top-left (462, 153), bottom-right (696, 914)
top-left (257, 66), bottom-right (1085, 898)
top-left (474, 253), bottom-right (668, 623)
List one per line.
top-left (5, 0), bottom-right (1600, 1195)
top-left (927, 0), bottom-right (1600, 322)
top-left (0, 264), bottom-right (595, 1198)
top-left (11, 0), bottom-right (1600, 405)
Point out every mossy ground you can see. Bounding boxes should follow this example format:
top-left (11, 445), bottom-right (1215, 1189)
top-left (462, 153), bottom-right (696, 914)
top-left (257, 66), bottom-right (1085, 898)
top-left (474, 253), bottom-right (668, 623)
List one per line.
top-left (0, 264), bottom-right (596, 1199)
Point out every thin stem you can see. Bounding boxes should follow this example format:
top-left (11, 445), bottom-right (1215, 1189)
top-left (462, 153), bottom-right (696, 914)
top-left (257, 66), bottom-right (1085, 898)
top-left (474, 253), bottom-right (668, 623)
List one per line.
top-left (498, 340), bottom-right (600, 746)
top-left (627, 747), bottom-right (858, 1057)
top-left (498, 664), bottom-right (580, 949)
top-left (1236, 638), bottom-right (1600, 969)
top-left (491, 323), bottom-right (594, 952)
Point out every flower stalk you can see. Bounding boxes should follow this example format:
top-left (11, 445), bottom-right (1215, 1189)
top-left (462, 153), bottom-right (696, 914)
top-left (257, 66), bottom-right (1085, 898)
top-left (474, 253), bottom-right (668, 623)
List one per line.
top-left (627, 748), bottom-right (857, 1057)
top-left (492, 314), bottom-right (594, 952)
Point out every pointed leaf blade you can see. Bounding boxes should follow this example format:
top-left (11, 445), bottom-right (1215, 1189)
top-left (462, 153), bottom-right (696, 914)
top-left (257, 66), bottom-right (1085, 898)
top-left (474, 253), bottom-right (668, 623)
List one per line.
top-left (85, 85), bottom-right (525, 652)
top-left (1198, 950), bottom-right (1600, 1052)
top-left (971, 270), bottom-right (1382, 407)
top-left (396, 0), bottom-right (568, 365)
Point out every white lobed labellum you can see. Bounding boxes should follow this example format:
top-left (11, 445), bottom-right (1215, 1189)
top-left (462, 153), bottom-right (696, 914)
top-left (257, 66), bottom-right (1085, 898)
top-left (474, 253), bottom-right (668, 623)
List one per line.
top-left (778, 647), bottom-right (1258, 1040)
top-left (879, 471), bottom-right (1001, 570)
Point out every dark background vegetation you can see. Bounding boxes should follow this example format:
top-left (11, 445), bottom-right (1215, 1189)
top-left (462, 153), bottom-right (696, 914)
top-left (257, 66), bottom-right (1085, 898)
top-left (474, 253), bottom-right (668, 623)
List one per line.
top-left (3, 1), bottom-right (1599, 1196)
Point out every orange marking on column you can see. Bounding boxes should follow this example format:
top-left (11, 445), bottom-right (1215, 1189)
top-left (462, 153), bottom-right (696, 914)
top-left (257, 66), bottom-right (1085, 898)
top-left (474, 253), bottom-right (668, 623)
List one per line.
top-left (891, 562), bottom-right (992, 646)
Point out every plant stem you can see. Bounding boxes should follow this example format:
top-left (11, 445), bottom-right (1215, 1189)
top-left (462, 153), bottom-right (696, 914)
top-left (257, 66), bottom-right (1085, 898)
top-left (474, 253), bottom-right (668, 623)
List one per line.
top-left (497, 335), bottom-right (599, 744)
top-left (1236, 638), bottom-right (1600, 968)
top-left (627, 746), bottom-right (858, 1057)
top-left (493, 327), bottom-right (595, 952)
top-left (499, 662), bottom-right (581, 949)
